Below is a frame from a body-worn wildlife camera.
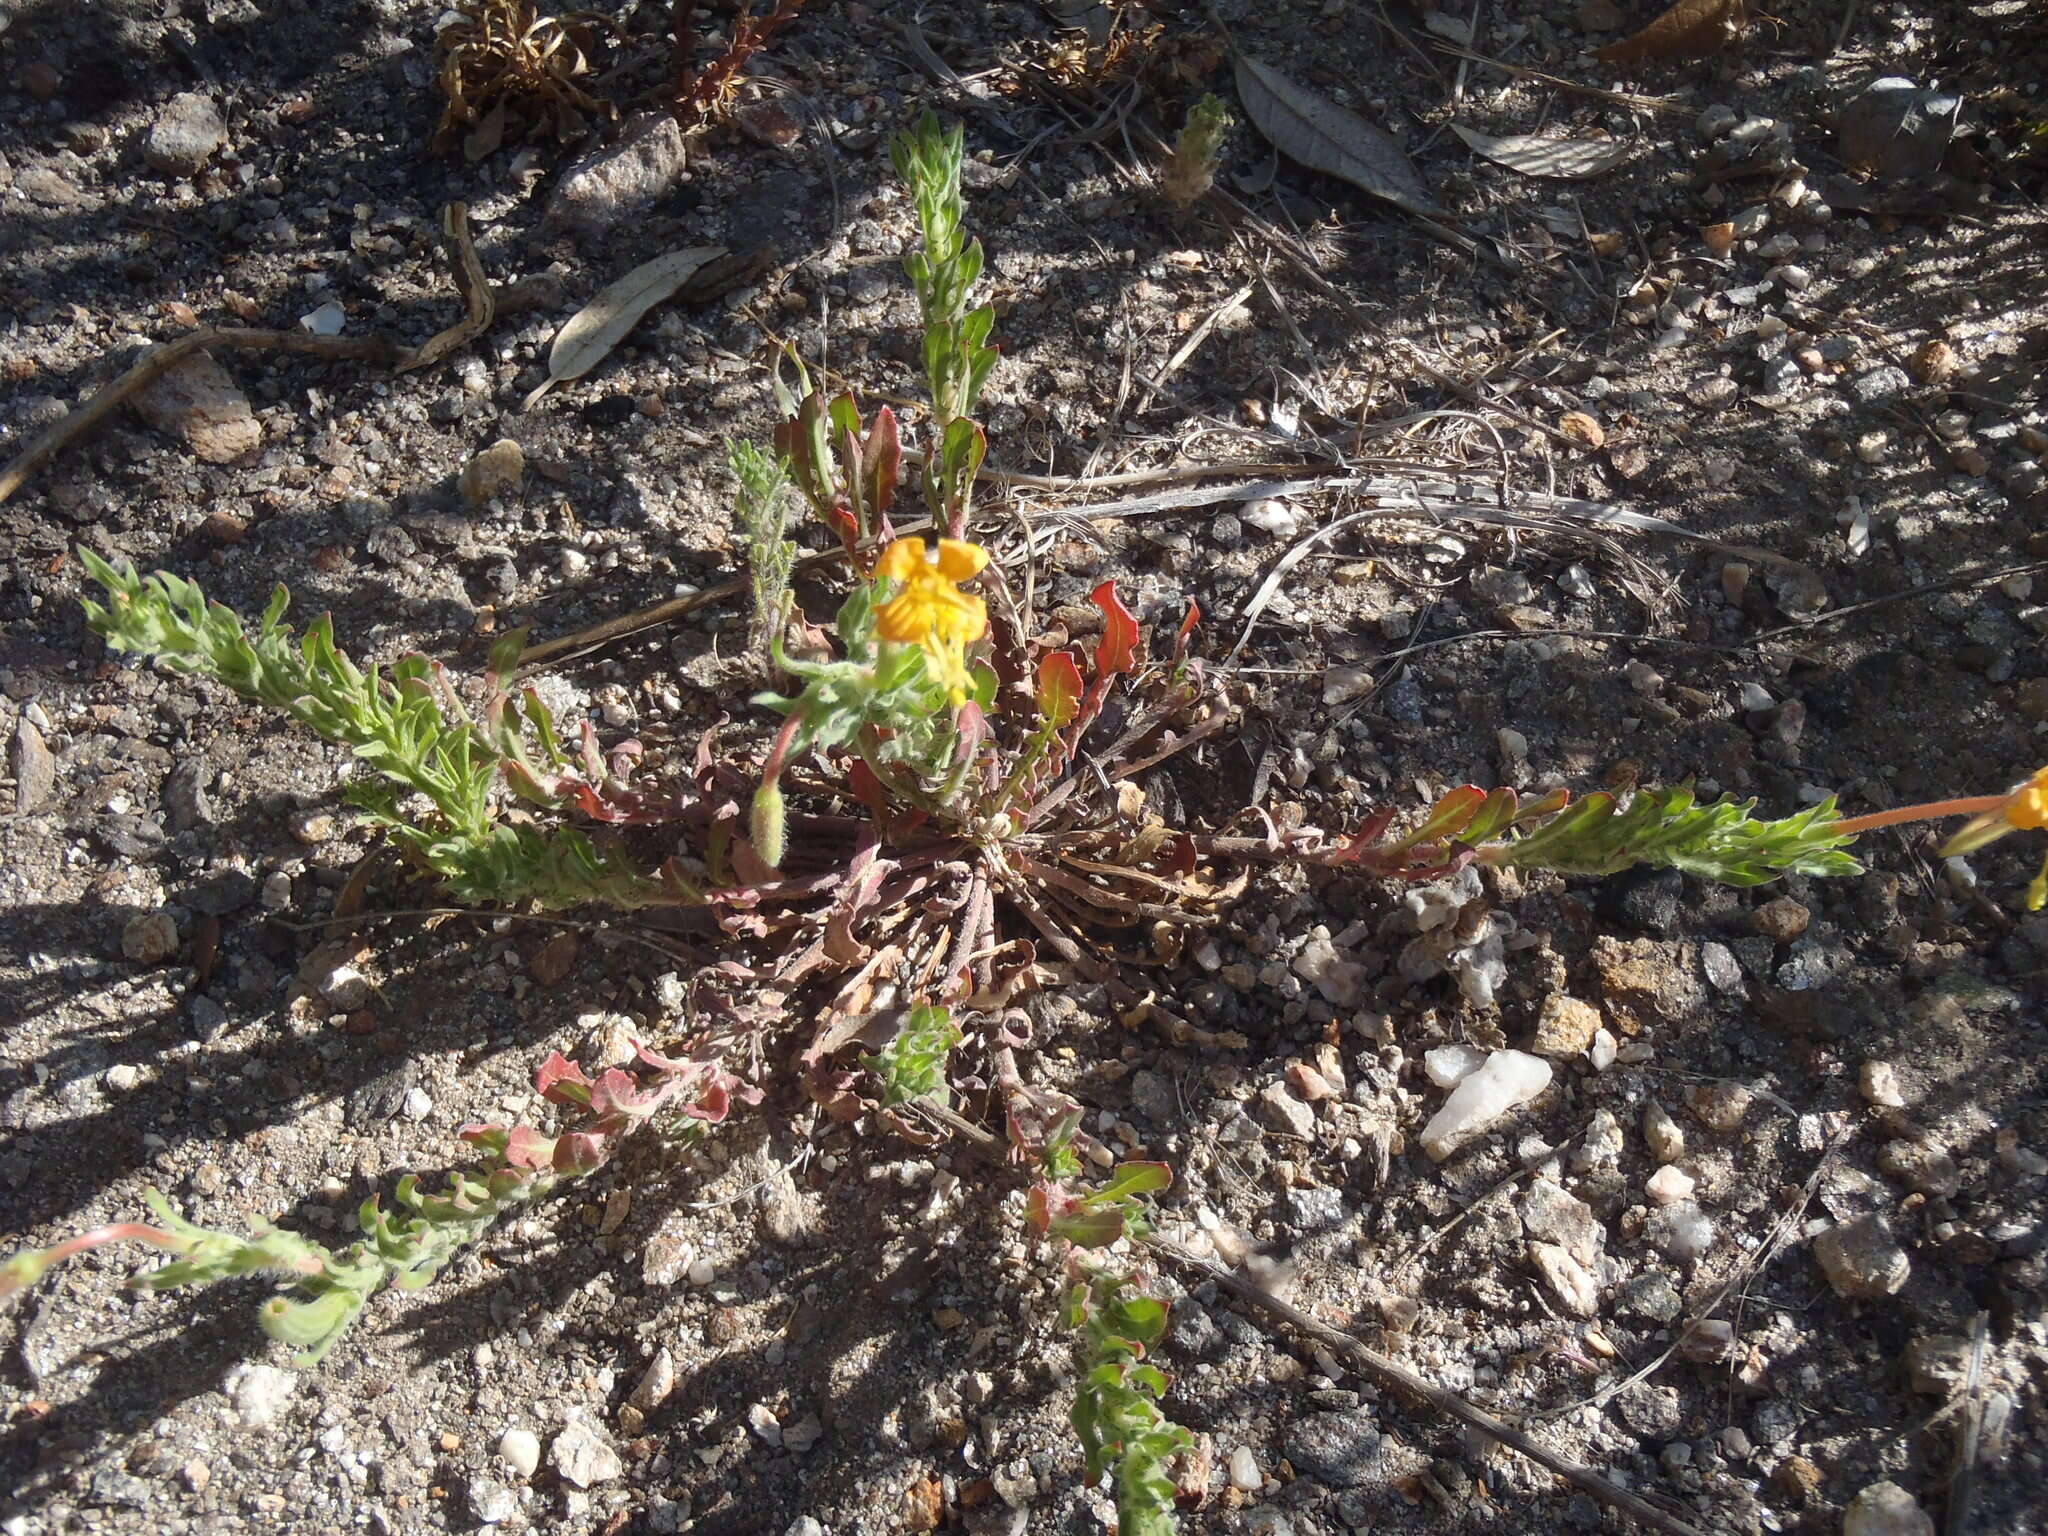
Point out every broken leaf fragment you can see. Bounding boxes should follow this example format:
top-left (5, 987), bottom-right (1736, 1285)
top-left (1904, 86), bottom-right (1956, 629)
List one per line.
top-left (1450, 124), bottom-right (1635, 179)
top-left (524, 246), bottom-right (727, 409)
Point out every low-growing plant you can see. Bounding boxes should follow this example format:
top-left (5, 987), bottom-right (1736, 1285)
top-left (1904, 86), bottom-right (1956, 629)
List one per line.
top-left (16, 108), bottom-right (2048, 1530)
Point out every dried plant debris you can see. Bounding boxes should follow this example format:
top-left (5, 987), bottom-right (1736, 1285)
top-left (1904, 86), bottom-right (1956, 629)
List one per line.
top-left (434, 0), bottom-right (619, 156)
top-left (1450, 123), bottom-right (1635, 179)
top-left (673, 0), bottom-right (811, 128)
top-left (1592, 0), bottom-right (1749, 65)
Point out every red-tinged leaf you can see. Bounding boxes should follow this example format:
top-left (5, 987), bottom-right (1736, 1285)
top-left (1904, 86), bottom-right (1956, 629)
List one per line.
top-left (632, 1038), bottom-right (690, 1074)
top-left (534, 1052), bottom-right (593, 1105)
top-left (680, 1080), bottom-right (731, 1123)
top-left (588, 1068), bottom-right (646, 1118)
top-left (1024, 1184), bottom-right (1055, 1236)
top-left (502, 1127), bottom-right (558, 1171)
top-left (456, 1123), bottom-right (507, 1154)
top-left (863, 405), bottom-right (901, 522)
top-left (1037, 650), bottom-right (1083, 728)
top-left (1325, 808), bottom-right (1397, 862)
top-left (1456, 787), bottom-right (1523, 846)
top-left (825, 502), bottom-right (860, 557)
top-left (1090, 580), bottom-right (1140, 679)
top-left (1174, 598), bottom-right (1201, 661)
top-left (552, 1131), bottom-right (610, 1175)
top-left (847, 758), bottom-right (891, 818)
top-left (1390, 785), bottom-right (1489, 850)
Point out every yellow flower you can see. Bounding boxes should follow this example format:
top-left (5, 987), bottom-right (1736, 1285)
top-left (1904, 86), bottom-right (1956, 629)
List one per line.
top-left (1938, 764), bottom-right (2048, 911)
top-left (2009, 766), bottom-right (2048, 831)
top-left (874, 536), bottom-right (989, 706)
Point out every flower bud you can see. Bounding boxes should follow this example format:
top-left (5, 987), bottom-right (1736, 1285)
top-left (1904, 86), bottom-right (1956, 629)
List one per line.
top-left (751, 781), bottom-right (786, 871)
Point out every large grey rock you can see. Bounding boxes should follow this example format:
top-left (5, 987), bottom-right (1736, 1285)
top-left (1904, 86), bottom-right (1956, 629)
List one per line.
top-left (1814, 1214), bottom-right (1911, 1299)
top-left (131, 350), bottom-right (261, 463)
top-left (547, 112), bottom-right (688, 235)
top-left (146, 92), bottom-right (227, 176)
top-left (1837, 78), bottom-right (1961, 181)
top-left (1283, 1412), bottom-right (1386, 1487)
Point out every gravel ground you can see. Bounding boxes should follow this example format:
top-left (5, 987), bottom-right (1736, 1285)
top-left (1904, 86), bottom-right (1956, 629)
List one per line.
top-left (3, 1), bottom-right (2047, 1534)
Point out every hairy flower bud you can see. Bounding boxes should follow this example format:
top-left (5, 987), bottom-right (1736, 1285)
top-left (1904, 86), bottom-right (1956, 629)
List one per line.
top-left (751, 781), bottom-right (787, 870)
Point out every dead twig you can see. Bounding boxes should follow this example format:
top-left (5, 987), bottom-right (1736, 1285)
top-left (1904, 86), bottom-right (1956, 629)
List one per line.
top-left (397, 203), bottom-right (497, 375)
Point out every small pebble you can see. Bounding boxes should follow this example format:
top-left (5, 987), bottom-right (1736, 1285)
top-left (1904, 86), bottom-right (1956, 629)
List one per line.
top-left (1696, 104), bottom-right (1738, 141)
top-left (1814, 1213), bottom-right (1911, 1299)
top-left (501, 1421), bottom-right (540, 1475)
top-left (1420, 1051), bottom-right (1552, 1161)
top-left (1645, 1201), bottom-right (1715, 1265)
top-left (1646, 1165), bottom-right (1696, 1205)
top-left (1228, 1445), bottom-right (1262, 1492)
top-left (1859, 1060), bottom-right (1906, 1107)
top-left (1423, 1043), bottom-right (1488, 1090)
top-left (122, 912), bottom-right (180, 965)
top-left (1686, 1081), bottom-right (1752, 1132)
top-left (1643, 1102), bottom-right (1686, 1163)
top-left (1241, 499), bottom-right (1300, 538)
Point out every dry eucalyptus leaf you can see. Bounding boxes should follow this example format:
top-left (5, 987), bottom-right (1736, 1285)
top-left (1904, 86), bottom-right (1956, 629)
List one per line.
top-left (1234, 55), bottom-right (1441, 219)
top-left (525, 245), bottom-right (727, 409)
top-left (1592, 0), bottom-right (1747, 64)
top-left (1450, 123), bottom-right (1635, 179)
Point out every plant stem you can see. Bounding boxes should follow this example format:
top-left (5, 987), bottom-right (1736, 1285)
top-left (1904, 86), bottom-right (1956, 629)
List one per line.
top-left (1832, 794), bottom-right (2006, 838)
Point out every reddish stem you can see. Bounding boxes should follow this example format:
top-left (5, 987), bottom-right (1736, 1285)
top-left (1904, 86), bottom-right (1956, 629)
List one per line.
top-left (758, 708), bottom-right (805, 788)
top-left (1832, 793), bottom-right (2007, 839)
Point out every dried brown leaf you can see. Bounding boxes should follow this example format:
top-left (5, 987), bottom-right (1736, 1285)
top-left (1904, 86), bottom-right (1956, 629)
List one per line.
top-left (1450, 124), bottom-right (1636, 179)
top-left (1234, 55), bottom-right (1441, 219)
top-left (1592, 0), bottom-right (1748, 64)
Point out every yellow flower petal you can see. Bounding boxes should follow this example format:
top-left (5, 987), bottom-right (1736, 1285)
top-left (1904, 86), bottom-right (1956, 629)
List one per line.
top-left (934, 539), bottom-right (988, 581)
top-left (2008, 765), bottom-right (2048, 831)
top-left (875, 536), bottom-right (927, 582)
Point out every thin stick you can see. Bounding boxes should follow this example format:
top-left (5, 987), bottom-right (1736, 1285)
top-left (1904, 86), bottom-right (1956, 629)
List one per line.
top-left (1134, 282), bottom-right (1254, 411)
top-left (1150, 1238), bottom-right (1708, 1536)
